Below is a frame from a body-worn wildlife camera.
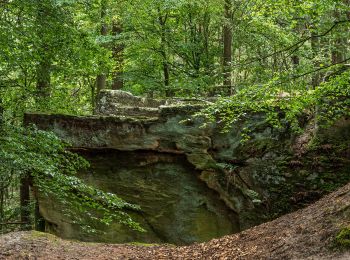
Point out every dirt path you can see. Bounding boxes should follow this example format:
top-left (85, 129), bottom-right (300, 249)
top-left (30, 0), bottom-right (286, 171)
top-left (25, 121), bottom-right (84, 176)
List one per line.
top-left (1, 182), bottom-right (350, 259)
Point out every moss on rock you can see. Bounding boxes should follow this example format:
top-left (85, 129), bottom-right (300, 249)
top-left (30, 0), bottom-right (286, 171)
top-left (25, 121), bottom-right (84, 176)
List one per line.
top-left (335, 226), bottom-right (350, 248)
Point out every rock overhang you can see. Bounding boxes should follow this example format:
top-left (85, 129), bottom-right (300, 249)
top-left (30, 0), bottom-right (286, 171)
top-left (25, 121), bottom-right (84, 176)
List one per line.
top-left (24, 90), bottom-right (350, 245)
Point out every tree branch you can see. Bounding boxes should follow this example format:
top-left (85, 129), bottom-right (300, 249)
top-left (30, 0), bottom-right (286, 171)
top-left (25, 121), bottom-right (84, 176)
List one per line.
top-left (278, 57), bottom-right (350, 85)
top-left (232, 20), bottom-right (350, 68)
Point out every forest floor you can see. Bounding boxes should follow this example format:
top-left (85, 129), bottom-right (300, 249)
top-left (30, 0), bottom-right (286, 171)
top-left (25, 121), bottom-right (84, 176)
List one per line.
top-left (1, 182), bottom-right (350, 260)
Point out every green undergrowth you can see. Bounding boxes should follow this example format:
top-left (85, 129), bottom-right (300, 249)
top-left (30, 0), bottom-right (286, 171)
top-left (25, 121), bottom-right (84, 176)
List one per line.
top-left (335, 226), bottom-right (350, 248)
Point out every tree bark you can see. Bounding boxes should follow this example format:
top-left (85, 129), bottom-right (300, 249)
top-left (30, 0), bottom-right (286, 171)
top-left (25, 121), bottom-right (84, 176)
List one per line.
top-left (111, 22), bottom-right (124, 90)
top-left (0, 97), bottom-right (3, 127)
top-left (35, 198), bottom-right (45, 231)
top-left (311, 31), bottom-right (320, 89)
top-left (292, 55), bottom-right (300, 67)
top-left (310, 28), bottom-right (320, 136)
top-left (158, 8), bottom-right (172, 97)
top-left (20, 176), bottom-right (30, 230)
top-left (96, 74), bottom-right (106, 95)
top-left (35, 2), bottom-right (51, 101)
top-left (223, 0), bottom-right (233, 94)
top-left (36, 58), bottom-right (51, 99)
top-left (96, 0), bottom-right (108, 95)
top-left (331, 10), bottom-right (345, 65)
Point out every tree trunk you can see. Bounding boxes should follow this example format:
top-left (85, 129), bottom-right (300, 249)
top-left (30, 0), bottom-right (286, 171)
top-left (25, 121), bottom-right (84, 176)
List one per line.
top-left (163, 60), bottom-right (170, 96)
top-left (161, 19), bottom-right (170, 92)
top-left (291, 55), bottom-right (300, 67)
top-left (36, 59), bottom-right (51, 99)
top-left (33, 189), bottom-right (45, 232)
top-left (90, 80), bottom-right (96, 112)
top-left (0, 97), bottom-right (3, 127)
top-left (331, 11), bottom-right (345, 65)
top-left (112, 22), bottom-right (124, 90)
top-left (96, 0), bottom-right (108, 96)
top-left (20, 176), bottom-right (30, 230)
top-left (35, 2), bottom-right (51, 102)
top-left (96, 74), bottom-right (106, 95)
top-left (310, 28), bottom-right (321, 136)
top-left (311, 31), bottom-right (320, 89)
top-left (158, 9), bottom-right (172, 97)
top-left (223, 0), bottom-right (233, 94)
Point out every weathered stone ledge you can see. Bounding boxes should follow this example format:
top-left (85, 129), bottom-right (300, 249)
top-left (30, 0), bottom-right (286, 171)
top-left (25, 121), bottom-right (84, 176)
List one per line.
top-left (24, 90), bottom-right (350, 245)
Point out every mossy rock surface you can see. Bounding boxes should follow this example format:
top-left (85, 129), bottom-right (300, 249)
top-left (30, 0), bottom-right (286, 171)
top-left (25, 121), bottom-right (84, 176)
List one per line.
top-left (26, 97), bottom-right (350, 245)
top-left (39, 150), bottom-right (238, 245)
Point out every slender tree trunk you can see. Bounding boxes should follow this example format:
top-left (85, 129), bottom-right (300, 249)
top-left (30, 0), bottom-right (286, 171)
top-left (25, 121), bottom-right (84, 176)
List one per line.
top-left (36, 2), bottom-right (51, 102)
top-left (32, 186), bottom-right (45, 232)
top-left (20, 176), bottom-right (30, 230)
top-left (203, 11), bottom-right (211, 75)
top-left (310, 27), bottom-right (321, 135)
top-left (163, 58), bottom-right (170, 93)
top-left (331, 2), bottom-right (350, 67)
top-left (36, 58), bottom-right (51, 99)
top-left (291, 23), bottom-right (301, 68)
top-left (0, 94), bottom-right (4, 227)
top-left (311, 32), bottom-right (320, 89)
top-left (34, 201), bottom-right (45, 231)
top-left (0, 97), bottom-right (3, 127)
top-left (331, 11), bottom-right (345, 65)
top-left (223, 0), bottom-right (233, 94)
top-left (112, 22), bottom-right (124, 90)
top-left (331, 39), bottom-right (345, 65)
top-left (0, 186), bottom-right (3, 233)
top-left (158, 8), bottom-right (171, 97)
top-left (96, 74), bottom-right (106, 95)
top-left (291, 55), bottom-right (300, 67)
top-left (90, 80), bottom-right (96, 111)
top-left (96, 0), bottom-right (108, 96)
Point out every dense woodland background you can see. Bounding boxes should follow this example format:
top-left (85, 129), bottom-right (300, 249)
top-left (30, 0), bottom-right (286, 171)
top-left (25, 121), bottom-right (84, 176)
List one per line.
top-left (0, 0), bottom-right (350, 235)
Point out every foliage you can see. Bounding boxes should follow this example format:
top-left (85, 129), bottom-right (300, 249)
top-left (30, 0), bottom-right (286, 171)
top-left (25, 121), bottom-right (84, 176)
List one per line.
top-left (0, 124), bottom-right (144, 233)
top-left (197, 70), bottom-right (350, 138)
top-left (335, 226), bottom-right (350, 248)
top-left (0, 0), bottom-right (349, 236)
top-left (1, 0), bottom-right (350, 101)
top-left (0, 0), bottom-right (112, 117)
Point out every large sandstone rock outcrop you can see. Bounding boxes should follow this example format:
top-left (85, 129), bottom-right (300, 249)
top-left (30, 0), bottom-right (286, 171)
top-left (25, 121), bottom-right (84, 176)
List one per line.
top-left (24, 90), bottom-right (350, 245)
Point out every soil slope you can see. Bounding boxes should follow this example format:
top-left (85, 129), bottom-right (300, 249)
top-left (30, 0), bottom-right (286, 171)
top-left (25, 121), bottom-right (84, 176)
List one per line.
top-left (1, 182), bottom-right (350, 259)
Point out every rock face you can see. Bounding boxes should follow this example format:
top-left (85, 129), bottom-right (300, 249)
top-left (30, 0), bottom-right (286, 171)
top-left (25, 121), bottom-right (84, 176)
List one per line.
top-left (38, 150), bottom-right (237, 245)
top-left (24, 90), bottom-right (350, 245)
